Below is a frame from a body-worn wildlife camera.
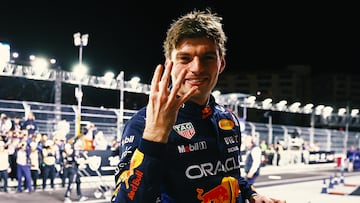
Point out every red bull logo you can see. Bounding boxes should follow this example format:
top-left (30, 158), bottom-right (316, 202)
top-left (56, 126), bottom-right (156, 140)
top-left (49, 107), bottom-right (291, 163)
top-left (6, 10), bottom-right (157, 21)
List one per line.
top-left (127, 169), bottom-right (143, 200)
top-left (196, 177), bottom-right (239, 203)
top-left (197, 186), bottom-right (229, 203)
top-left (120, 149), bottom-right (144, 189)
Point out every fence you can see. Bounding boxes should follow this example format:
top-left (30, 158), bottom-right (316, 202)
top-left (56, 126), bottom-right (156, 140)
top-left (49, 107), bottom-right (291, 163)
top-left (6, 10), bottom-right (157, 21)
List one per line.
top-left (0, 99), bottom-right (136, 145)
top-left (1, 99), bottom-right (358, 154)
top-left (242, 122), bottom-right (360, 155)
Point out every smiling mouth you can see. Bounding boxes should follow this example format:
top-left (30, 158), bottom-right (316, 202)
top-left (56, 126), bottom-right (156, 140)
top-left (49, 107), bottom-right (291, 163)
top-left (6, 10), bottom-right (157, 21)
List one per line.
top-left (185, 78), bottom-right (206, 85)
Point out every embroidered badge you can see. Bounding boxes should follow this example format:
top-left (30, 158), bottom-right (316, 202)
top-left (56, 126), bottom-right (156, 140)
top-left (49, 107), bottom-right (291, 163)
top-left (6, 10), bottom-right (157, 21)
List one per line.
top-left (201, 106), bottom-right (213, 119)
top-left (173, 122), bottom-right (196, 139)
top-left (196, 176), bottom-right (239, 203)
top-left (218, 119), bottom-right (234, 130)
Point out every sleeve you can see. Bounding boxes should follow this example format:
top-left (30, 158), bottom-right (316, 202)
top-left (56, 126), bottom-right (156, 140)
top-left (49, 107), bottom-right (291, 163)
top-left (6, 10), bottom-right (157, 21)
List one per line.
top-left (238, 177), bottom-right (257, 198)
top-left (111, 111), bottom-right (166, 203)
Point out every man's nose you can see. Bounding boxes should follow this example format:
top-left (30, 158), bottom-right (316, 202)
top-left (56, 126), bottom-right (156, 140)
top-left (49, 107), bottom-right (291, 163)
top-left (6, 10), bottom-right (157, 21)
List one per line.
top-left (188, 57), bottom-right (202, 73)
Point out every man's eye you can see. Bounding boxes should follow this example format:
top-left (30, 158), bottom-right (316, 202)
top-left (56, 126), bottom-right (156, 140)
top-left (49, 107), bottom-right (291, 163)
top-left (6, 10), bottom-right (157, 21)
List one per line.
top-left (179, 56), bottom-right (191, 62)
top-left (203, 55), bottom-right (217, 61)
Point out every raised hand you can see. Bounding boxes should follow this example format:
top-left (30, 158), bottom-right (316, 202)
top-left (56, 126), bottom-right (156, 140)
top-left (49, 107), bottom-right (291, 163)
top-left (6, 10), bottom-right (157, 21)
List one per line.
top-left (142, 62), bottom-right (198, 143)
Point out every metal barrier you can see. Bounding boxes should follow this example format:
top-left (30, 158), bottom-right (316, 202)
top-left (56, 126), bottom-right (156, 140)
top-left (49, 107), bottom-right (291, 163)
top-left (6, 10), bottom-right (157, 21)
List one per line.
top-left (0, 99), bottom-right (137, 144)
top-left (243, 121), bottom-right (360, 155)
top-left (1, 99), bottom-right (359, 154)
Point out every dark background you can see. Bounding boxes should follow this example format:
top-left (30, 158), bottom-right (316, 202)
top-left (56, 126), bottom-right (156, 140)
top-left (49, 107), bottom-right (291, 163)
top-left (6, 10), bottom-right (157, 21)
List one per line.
top-left (1, 1), bottom-right (359, 125)
top-left (1, 1), bottom-right (359, 82)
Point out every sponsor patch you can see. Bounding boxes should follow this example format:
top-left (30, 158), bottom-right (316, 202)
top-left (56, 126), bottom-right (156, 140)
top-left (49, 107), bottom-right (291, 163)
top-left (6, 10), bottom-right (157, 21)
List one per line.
top-left (173, 122), bottom-right (196, 139)
top-left (122, 135), bottom-right (135, 145)
top-left (218, 119), bottom-right (234, 130)
top-left (196, 176), bottom-right (239, 203)
top-left (201, 106), bottom-right (213, 119)
top-left (120, 149), bottom-right (144, 189)
top-left (177, 141), bottom-right (207, 153)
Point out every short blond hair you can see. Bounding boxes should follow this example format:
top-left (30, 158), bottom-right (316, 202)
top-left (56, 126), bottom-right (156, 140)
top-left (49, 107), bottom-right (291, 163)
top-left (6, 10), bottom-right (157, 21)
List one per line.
top-left (163, 9), bottom-right (227, 59)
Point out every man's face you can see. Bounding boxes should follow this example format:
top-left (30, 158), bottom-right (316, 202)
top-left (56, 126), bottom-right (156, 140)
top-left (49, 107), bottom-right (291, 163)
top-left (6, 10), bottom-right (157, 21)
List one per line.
top-left (168, 37), bottom-right (225, 105)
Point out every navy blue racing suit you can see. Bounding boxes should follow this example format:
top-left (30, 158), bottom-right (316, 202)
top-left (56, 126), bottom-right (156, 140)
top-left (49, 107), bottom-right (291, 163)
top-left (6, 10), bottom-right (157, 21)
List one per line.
top-left (111, 95), bottom-right (257, 203)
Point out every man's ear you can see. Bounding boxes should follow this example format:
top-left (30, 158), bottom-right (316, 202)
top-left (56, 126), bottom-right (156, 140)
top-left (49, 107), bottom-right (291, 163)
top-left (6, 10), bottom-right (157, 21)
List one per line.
top-left (219, 57), bottom-right (226, 74)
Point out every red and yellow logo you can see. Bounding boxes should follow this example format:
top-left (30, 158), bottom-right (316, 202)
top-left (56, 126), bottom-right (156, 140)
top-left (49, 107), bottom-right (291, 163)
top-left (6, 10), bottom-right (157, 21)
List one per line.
top-left (119, 149), bottom-right (144, 200)
top-left (197, 176), bottom-right (239, 203)
top-left (218, 119), bottom-right (234, 130)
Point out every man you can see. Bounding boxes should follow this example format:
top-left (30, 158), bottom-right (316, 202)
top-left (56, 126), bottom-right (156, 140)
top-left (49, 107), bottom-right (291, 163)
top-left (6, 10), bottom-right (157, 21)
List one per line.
top-left (112, 9), bottom-right (286, 203)
top-left (0, 141), bottom-right (10, 193)
top-left (62, 143), bottom-right (88, 203)
top-left (29, 141), bottom-right (42, 191)
top-left (41, 140), bottom-right (57, 191)
top-left (0, 113), bottom-right (12, 141)
top-left (15, 141), bottom-right (32, 193)
top-left (22, 112), bottom-right (38, 137)
top-left (244, 135), bottom-right (262, 186)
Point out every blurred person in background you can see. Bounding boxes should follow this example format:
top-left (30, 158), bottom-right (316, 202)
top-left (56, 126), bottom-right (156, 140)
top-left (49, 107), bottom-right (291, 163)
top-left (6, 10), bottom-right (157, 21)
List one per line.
top-left (244, 135), bottom-right (262, 186)
top-left (62, 143), bottom-right (88, 203)
top-left (22, 112), bottom-right (38, 137)
top-left (6, 130), bottom-right (20, 181)
top-left (15, 141), bottom-right (32, 193)
top-left (266, 143), bottom-right (276, 165)
top-left (93, 131), bottom-right (108, 150)
top-left (259, 139), bottom-right (268, 166)
top-left (0, 140), bottom-right (11, 193)
top-left (260, 139), bottom-right (268, 152)
top-left (0, 113), bottom-right (12, 142)
top-left (11, 116), bottom-right (23, 133)
top-left (82, 122), bottom-right (97, 151)
top-left (29, 141), bottom-right (42, 191)
top-left (42, 139), bottom-right (57, 191)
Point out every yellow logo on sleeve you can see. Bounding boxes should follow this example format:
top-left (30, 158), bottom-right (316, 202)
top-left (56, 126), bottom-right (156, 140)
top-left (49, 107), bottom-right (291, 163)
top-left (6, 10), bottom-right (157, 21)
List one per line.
top-left (218, 119), bottom-right (234, 130)
top-left (120, 149), bottom-right (144, 189)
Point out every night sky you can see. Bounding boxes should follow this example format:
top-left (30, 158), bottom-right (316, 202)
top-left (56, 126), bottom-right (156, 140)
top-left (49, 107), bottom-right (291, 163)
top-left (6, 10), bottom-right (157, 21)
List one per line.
top-left (1, 1), bottom-right (360, 108)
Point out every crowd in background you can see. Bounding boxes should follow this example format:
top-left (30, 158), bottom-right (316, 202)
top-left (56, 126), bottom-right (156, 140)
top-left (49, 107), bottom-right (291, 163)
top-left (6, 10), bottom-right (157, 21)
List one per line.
top-left (2, 109), bottom-right (356, 194)
top-left (239, 132), bottom-right (326, 187)
top-left (241, 129), bottom-right (360, 175)
top-left (0, 111), bottom-right (111, 200)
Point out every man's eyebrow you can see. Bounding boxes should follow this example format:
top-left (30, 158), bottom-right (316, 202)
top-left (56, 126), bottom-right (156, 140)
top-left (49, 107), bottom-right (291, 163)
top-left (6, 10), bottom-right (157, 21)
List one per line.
top-left (176, 50), bottom-right (217, 56)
